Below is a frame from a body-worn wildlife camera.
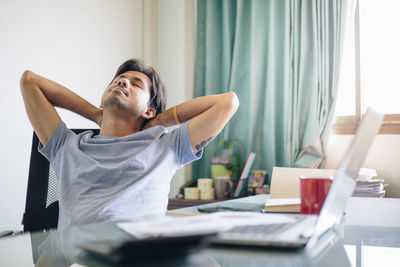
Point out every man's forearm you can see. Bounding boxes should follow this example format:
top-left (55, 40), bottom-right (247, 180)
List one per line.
top-left (143, 92), bottom-right (238, 153)
top-left (21, 70), bottom-right (101, 125)
top-left (148, 92), bottom-right (237, 128)
top-left (176, 93), bottom-right (237, 122)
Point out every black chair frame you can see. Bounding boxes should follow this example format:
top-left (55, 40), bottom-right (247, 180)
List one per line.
top-left (23, 128), bottom-right (99, 232)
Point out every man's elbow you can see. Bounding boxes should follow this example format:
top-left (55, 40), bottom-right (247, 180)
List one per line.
top-left (224, 91), bottom-right (239, 114)
top-left (20, 70), bottom-right (34, 90)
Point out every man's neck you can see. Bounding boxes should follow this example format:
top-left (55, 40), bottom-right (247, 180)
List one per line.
top-left (99, 113), bottom-right (144, 137)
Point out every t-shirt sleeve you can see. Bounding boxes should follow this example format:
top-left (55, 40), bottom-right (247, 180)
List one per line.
top-left (162, 122), bottom-right (203, 165)
top-left (38, 120), bottom-right (74, 163)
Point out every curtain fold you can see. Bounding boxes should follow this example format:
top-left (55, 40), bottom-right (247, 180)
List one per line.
top-left (193, 0), bottom-right (351, 183)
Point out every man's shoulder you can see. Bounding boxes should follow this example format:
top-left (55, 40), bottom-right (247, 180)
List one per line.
top-left (122, 125), bottom-right (169, 142)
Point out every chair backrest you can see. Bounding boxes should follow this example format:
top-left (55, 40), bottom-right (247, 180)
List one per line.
top-left (23, 128), bottom-right (99, 232)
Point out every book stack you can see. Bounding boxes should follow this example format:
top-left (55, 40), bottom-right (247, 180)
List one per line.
top-left (352, 168), bottom-right (387, 198)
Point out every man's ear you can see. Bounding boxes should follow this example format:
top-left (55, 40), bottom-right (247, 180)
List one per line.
top-left (142, 107), bottom-right (156, 120)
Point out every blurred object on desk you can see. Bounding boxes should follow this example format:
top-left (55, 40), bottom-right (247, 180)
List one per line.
top-left (197, 178), bottom-right (215, 200)
top-left (246, 170), bottom-right (268, 195)
top-left (211, 139), bottom-right (241, 181)
top-left (353, 168), bottom-right (388, 197)
top-left (214, 176), bottom-right (233, 200)
top-left (200, 188), bottom-right (215, 200)
top-left (197, 178), bottom-right (213, 190)
top-left (255, 184), bottom-right (270, 195)
top-left (233, 152), bottom-right (256, 198)
top-left (184, 187), bottom-right (200, 200)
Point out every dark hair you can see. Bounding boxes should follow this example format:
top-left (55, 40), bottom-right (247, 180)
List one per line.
top-left (112, 59), bottom-right (166, 115)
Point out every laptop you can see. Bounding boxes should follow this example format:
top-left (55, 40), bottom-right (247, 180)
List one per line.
top-left (211, 107), bottom-right (384, 249)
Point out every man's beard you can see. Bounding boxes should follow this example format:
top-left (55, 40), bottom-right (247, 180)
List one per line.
top-left (102, 95), bottom-right (130, 115)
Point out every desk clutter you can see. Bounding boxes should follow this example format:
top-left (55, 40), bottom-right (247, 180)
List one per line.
top-left (183, 172), bottom-right (270, 201)
top-left (184, 178), bottom-right (215, 200)
top-left (181, 138), bottom-right (269, 201)
top-left (183, 151), bottom-right (269, 200)
top-left (246, 170), bottom-right (270, 195)
top-left (184, 177), bottom-right (233, 200)
top-left (265, 167), bottom-right (389, 213)
top-left (353, 168), bottom-right (388, 198)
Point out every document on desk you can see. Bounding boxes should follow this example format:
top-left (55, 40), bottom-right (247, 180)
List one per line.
top-left (265, 167), bottom-right (337, 212)
top-left (264, 198), bottom-right (301, 213)
top-left (117, 212), bottom-right (296, 239)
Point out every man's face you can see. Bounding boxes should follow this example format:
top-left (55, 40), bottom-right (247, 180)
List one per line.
top-left (101, 71), bottom-right (154, 118)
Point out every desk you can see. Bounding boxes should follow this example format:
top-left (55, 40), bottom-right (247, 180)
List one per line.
top-left (1, 195), bottom-right (400, 266)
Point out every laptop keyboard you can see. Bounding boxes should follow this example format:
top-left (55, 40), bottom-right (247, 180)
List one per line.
top-left (219, 216), bottom-right (307, 241)
top-left (221, 223), bottom-right (290, 239)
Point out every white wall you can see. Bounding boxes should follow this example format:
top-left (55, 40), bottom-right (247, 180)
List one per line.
top-left (326, 134), bottom-right (400, 198)
top-left (156, 0), bottom-right (195, 198)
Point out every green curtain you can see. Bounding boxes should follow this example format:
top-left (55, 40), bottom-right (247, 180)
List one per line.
top-left (193, 0), bottom-right (351, 183)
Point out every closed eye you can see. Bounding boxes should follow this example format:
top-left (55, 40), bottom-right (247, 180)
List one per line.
top-left (133, 82), bottom-right (142, 89)
top-left (113, 74), bottom-right (145, 89)
top-left (132, 78), bottom-right (144, 89)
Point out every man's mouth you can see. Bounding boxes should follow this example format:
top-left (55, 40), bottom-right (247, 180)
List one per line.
top-left (112, 86), bottom-right (128, 96)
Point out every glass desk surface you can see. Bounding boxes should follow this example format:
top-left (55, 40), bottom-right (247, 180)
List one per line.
top-left (1, 195), bottom-right (400, 267)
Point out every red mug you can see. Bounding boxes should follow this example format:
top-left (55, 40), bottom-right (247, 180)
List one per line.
top-left (300, 177), bottom-right (333, 214)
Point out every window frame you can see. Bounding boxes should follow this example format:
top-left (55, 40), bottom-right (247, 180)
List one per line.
top-left (332, 0), bottom-right (400, 135)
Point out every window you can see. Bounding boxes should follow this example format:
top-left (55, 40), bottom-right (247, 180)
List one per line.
top-left (333, 0), bottom-right (400, 134)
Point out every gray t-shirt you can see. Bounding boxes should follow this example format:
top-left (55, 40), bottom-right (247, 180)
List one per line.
top-left (39, 120), bottom-right (202, 229)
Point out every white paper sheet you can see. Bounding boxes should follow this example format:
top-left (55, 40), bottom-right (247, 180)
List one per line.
top-left (266, 198), bottom-right (301, 206)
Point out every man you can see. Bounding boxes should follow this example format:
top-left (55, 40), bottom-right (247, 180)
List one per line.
top-left (20, 59), bottom-right (239, 228)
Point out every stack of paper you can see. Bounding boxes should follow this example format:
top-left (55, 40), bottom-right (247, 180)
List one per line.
top-left (352, 179), bottom-right (386, 197)
top-left (357, 168), bottom-right (377, 181)
top-left (352, 168), bottom-right (387, 198)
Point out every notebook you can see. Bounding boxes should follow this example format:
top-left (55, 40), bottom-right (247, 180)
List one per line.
top-left (211, 107), bottom-right (383, 249)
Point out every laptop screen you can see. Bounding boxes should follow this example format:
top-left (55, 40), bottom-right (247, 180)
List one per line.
top-left (308, 107), bottom-right (384, 247)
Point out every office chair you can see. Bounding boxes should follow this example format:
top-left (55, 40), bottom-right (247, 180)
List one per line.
top-left (22, 128), bottom-right (99, 233)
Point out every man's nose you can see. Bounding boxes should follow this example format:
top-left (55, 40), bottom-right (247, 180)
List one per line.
top-left (117, 78), bottom-right (129, 88)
